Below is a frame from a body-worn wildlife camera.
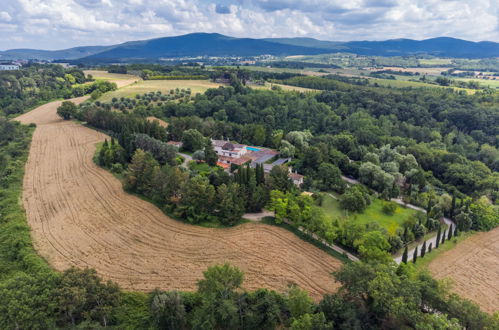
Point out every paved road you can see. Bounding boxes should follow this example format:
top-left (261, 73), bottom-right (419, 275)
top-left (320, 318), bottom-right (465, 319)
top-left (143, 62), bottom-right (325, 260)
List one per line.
top-left (178, 152), bottom-right (192, 168)
top-left (391, 198), bottom-right (456, 264)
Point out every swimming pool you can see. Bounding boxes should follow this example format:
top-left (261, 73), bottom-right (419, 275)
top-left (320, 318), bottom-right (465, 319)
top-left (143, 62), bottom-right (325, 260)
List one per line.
top-left (247, 146), bottom-right (260, 152)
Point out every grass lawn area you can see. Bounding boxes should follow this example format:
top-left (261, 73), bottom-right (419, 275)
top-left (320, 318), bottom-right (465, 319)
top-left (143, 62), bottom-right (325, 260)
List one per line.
top-left (98, 79), bottom-right (224, 102)
top-left (322, 194), bottom-right (420, 234)
top-left (188, 160), bottom-right (221, 175)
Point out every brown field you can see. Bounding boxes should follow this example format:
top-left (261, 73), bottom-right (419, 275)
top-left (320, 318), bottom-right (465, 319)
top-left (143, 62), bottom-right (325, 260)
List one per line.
top-left (146, 116), bottom-right (168, 128)
top-left (428, 227), bottom-right (499, 313)
top-left (15, 99), bottom-right (342, 299)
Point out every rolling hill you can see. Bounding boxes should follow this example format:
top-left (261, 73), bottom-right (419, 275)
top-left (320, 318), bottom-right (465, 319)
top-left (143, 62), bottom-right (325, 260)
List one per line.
top-left (1, 33), bottom-right (497, 62)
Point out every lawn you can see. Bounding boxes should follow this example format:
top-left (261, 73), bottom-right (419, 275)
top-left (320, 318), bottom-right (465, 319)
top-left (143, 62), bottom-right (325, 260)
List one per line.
top-left (98, 79), bottom-right (224, 102)
top-left (321, 194), bottom-right (420, 234)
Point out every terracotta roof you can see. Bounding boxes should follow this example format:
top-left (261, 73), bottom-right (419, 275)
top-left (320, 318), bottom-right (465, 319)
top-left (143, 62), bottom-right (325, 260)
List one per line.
top-left (231, 157), bottom-right (252, 165)
top-left (217, 162), bottom-right (230, 169)
top-left (289, 173), bottom-right (304, 180)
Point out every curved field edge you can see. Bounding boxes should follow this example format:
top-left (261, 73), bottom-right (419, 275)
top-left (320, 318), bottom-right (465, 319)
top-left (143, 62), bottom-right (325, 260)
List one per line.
top-left (0, 124), bottom-right (52, 279)
top-left (15, 99), bottom-right (343, 300)
top-left (427, 228), bottom-right (499, 314)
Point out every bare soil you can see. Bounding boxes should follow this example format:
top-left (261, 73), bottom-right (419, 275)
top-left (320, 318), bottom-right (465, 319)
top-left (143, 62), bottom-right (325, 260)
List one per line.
top-left (428, 228), bottom-right (499, 313)
top-left (15, 99), bottom-right (342, 299)
top-left (146, 116), bottom-right (168, 128)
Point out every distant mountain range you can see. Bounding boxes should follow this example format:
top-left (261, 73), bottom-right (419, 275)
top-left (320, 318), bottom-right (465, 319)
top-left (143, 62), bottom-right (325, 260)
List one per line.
top-left (1, 33), bottom-right (497, 62)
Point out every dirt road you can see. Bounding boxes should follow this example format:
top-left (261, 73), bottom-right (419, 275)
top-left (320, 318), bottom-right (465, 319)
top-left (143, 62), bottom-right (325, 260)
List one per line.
top-left (15, 98), bottom-right (342, 299)
top-left (428, 227), bottom-right (499, 313)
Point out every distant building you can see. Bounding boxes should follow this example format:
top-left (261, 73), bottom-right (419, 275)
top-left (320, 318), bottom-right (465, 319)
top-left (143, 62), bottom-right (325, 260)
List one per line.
top-left (166, 141), bottom-right (183, 148)
top-left (0, 64), bottom-right (20, 71)
top-left (212, 140), bottom-right (248, 158)
top-left (289, 172), bottom-right (304, 186)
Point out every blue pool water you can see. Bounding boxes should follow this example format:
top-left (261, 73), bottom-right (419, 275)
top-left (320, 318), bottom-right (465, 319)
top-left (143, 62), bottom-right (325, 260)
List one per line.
top-left (247, 146), bottom-right (260, 151)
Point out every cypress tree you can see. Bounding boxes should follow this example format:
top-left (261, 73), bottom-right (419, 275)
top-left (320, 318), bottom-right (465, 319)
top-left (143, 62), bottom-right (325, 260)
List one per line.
top-left (448, 225), bottom-right (453, 240)
top-left (436, 227), bottom-right (441, 248)
top-left (401, 246), bottom-right (408, 264)
top-left (428, 242), bottom-right (433, 253)
top-left (403, 226), bottom-right (408, 243)
top-left (450, 195), bottom-right (456, 218)
top-left (413, 246), bottom-right (418, 264)
top-left (421, 241), bottom-right (427, 258)
top-left (454, 226), bottom-right (459, 237)
top-left (441, 229), bottom-right (446, 244)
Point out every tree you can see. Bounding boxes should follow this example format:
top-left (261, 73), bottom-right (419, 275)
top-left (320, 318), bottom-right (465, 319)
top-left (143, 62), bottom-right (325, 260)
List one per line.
top-left (355, 230), bottom-right (391, 263)
top-left (204, 139), bottom-right (218, 166)
top-left (317, 162), bottom-right (345, 192)
top-left (382, 201), bottom-right (397, 215)
top-left (340, 185), bottom-right (370, 213)
top-left (413, 246), bottom-right (418, 263)
top-left (192, 150), bottom-right (205, 162)
top-left (441, 229), bottom-right (446, 244)
top-left (181, 129), bottom-right (205, 152)
top-left (287, 285), bottom-right (313, 320)
top-left (428, 242), bottom-right (433, 253)
top-left (267, 165), bottom-right (293, 192)
top-left (401, 246), bottom-right (408, 264)
top-left (150, 290), bottom-right (186, 330)
top-left (57, 101), bottom-right (77, 120)
top-left (126, 149), bottom-right (159, 194)
top-left (421, 241), bottom-right (427, 258)
top-left (216, 183), bottom-right (245, 225)
top-left (0, 272), bottom-right (57, 329)
top-left (56, 267), bottom-right (120, 327)
top-left (436, 227), bottom-right (441, 248)
top-left (194, 263), bottom-right (244, 329)
top-left (178, 176), bottom-right (216, 223)
top-left (448, 225), bottom-right (453, 240)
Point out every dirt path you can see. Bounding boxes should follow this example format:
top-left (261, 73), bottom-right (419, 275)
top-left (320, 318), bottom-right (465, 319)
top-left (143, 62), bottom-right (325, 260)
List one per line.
top-left (428, 227), bottom-right (499, 313)
top-left (15, 99), bottom-right (342, 299)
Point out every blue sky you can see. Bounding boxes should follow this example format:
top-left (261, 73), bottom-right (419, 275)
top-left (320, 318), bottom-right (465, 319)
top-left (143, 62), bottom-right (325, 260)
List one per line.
top-left (1, 0), bottom-right (497, 50)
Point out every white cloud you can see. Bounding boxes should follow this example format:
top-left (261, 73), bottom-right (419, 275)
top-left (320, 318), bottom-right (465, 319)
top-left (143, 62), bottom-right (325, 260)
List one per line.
top-left (0, 0), bottom-right (497, 50)
top-left (0, 11), bottom-right (12, 22)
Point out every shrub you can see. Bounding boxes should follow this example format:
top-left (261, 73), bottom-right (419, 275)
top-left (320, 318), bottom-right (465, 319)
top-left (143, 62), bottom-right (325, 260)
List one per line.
top-left (382, 201), bottom-right (397, 215)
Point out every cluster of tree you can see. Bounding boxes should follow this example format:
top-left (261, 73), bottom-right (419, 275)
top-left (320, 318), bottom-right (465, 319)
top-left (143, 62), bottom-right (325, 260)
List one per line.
top-left (97, 138), bottom-right (126, 170)
top-left (0, 64), bottom-right (89, 116)
top-left (123, 146), bottom-right (296, 226)
top-left (71, 80), bottom-right (117, 99)
top-left (75, 104), bottom-right (168, 157)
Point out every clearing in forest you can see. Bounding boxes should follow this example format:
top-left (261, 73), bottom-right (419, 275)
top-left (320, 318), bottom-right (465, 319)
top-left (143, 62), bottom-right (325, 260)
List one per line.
top-left (428, 227), bottom-right (499, 314)
top-left (15, 99), bottom-right (342, 300)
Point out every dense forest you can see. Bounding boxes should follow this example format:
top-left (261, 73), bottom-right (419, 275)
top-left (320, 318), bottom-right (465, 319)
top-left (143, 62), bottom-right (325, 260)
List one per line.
top-left (0, 64), bottom-right (116, 117)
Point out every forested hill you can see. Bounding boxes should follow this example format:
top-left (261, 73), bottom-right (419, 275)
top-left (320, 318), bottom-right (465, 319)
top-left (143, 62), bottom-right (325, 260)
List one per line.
top-left (2, 33), bottom-right (498, 61)
top-left (267, 37), bottom-right (499, 58)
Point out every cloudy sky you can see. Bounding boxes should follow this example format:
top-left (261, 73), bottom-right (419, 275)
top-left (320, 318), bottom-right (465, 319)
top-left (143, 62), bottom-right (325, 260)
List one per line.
top-left (0, 0), bottom-right (497, 50)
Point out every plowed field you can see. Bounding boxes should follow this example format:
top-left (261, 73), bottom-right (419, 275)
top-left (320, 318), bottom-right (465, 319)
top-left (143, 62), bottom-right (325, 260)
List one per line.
top-left (428, 227), bottom-right (499, 313)
top-left (15, 98), bottom-right (342, 299)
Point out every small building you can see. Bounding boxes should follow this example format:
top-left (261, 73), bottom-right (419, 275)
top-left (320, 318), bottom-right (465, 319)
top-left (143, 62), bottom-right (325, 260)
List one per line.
top-left (0, 64), bottom-right (20, 71)
top-left (167, 141), bottom-right (183, 148)
top-left (289, 172), bottom-right (304, 186)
